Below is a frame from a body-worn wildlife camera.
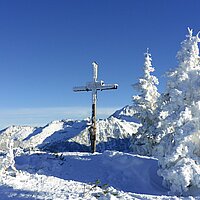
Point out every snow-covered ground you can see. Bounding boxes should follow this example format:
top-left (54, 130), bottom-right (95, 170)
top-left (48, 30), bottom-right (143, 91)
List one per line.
top-left (1, 150), bottom-right (184, 200)
top-left (0, 106), bottom-right (197, 199)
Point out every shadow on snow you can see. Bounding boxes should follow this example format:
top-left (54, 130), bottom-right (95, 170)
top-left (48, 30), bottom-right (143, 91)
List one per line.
top-left (15, 151), bottom-right (169, 196)
top-left (39, 138), bottom-right (132, 153)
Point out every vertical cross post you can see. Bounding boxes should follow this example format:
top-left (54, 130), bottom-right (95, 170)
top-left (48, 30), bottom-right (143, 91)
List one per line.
top-left (73, 62), bottom-right (118, 153)
top-left (90, 62), bottom-right (97, 153)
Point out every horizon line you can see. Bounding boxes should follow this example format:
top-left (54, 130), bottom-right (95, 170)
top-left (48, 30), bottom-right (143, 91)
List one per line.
top-left (0, 106), bottom-right (123, 130)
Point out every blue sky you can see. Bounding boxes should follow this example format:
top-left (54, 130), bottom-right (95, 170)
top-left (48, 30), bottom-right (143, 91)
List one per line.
top-left (0, 0), bottom-right (200, 129)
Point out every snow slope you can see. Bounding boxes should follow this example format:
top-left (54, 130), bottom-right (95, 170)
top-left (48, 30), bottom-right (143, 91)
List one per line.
top-left (0, 150), bottom-right (179, 200)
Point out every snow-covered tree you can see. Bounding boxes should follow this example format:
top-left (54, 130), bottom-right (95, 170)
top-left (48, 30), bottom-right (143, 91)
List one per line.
top-left (131, 49), bottom-right (160, 156)
top-left (157, 28), bottom-right (200, 195)
top-left (0, 137), bottom-right (17, 177)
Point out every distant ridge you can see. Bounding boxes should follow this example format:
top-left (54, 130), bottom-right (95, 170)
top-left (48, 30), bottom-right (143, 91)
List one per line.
top-left (0, 105), bottom-right (140, 153)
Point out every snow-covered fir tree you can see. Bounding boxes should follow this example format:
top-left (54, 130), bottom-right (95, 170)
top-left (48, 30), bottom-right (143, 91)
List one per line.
top-left (130, 49), bottom-right (160, 156)
top-left (157, 28), bottom-right (200, 195)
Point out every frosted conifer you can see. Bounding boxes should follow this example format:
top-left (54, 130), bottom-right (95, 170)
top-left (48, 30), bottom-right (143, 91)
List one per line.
top-left (131, 49), bottom-right (160, 156)
top-left (157, 28), bottom-right (200, 195)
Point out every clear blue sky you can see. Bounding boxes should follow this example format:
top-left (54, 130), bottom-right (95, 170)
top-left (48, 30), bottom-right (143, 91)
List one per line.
top-left (0, 0), bottom-right (200, 129)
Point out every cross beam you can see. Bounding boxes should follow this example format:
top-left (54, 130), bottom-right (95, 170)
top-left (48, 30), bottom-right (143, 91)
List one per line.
top-left (73, 62), bottom-right (118, 153)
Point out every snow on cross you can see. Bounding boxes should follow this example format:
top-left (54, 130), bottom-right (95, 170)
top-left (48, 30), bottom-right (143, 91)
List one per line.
top-left (73, 62), bottom-right (118, 153)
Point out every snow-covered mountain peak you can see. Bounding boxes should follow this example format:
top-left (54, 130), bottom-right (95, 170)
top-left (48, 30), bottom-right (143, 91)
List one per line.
top-left (0, 106), bottom-right (140, 153)
top-left (110, 105), bottom-right (140, 123)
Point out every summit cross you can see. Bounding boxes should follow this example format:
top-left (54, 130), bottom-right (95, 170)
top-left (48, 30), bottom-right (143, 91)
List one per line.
top-left (73, 62), bottom-right (118, 153)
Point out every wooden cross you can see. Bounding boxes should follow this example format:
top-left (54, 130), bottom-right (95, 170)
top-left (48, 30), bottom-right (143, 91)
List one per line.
top-left (73, 62), bottom-right (118, 153)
